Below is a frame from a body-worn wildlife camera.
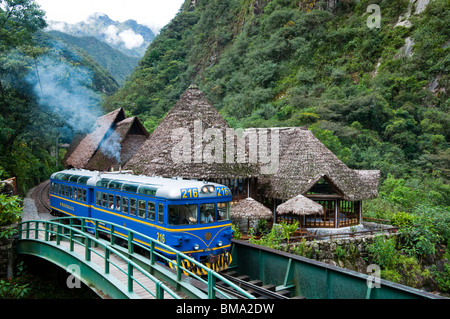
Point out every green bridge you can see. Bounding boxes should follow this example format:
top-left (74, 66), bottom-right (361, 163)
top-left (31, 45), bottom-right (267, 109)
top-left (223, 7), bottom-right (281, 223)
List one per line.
top-left (17, 217), bottom-right (442, 300)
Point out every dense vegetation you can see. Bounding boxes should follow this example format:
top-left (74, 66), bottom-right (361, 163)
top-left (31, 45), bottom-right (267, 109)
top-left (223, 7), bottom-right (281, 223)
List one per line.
top-left (0, 0), bottom-right (118, 194)
top-left (105, 0), bottom-right (448, 221)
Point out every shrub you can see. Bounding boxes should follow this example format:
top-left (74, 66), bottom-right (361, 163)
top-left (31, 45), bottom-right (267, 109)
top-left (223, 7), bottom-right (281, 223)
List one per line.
top-left (0, 195), bottom-right (22, 227)
top-left (390, 211), bottom-right (416, 228)
top-left (367, 236), bottom-right (398, 269)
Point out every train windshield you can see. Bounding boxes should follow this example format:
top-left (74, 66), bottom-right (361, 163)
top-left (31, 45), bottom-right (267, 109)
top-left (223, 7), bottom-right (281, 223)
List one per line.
top-left (217, 202), bottom-right (230, 222)
top-left (168, 204), bottom-right (198, 226)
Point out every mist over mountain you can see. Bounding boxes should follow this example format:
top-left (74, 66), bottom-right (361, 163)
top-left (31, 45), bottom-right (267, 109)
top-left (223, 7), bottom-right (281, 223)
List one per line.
top-left (48, 30), bottom-right (140, 85)
top-left (46, 12), bottom-right (157, 58)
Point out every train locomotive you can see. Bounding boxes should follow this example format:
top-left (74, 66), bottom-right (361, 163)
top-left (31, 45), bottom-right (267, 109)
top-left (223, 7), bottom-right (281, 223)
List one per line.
top-left (49, 169), bottom-right (234, 274)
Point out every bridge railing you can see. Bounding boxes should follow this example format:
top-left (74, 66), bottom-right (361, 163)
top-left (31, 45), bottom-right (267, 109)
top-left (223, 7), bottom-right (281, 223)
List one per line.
top-left (19, 219), bottom-right (180, 299)
top-left (19, 217), bottom-right (255, 299)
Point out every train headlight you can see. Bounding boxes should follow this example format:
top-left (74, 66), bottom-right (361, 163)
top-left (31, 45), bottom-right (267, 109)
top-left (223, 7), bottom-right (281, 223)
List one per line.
top-left (201, 186), bottom-right (208, 193)
top-left (218, 241), bottom-right (223, 247)
top-left (194, 244), bottom-right (200, 250)
top-left (208, 186), bottom-right (215, 193)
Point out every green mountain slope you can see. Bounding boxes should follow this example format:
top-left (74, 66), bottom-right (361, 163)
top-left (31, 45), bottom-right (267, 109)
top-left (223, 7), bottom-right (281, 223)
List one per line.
top-left (104, 0), bottom-right (449, 212)
top-left (48, 30), bottom-right (140, 85)
top-left (47, 13), bottom-right (156, 58)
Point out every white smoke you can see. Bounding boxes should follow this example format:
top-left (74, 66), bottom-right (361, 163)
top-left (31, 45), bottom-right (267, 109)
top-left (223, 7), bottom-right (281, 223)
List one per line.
top-left (99, 128), bottom-right (122, 163)
top-left (25, 41), bottom-right (102, 133)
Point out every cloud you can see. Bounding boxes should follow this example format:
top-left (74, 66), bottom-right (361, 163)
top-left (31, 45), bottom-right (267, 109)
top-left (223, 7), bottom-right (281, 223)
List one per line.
top-left (119, 29), bottom-right (145, 49)
top-left (103, 25), bottom-right (144, 50)
top-left (46, 21), bottom-right (69, 32)
top-left (104, 25), bottom-right (121, 45)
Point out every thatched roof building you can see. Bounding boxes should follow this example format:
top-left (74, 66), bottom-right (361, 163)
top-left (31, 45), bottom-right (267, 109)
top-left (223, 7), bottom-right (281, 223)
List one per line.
top-left (63, 108), bottom-right (149, 171)
top-left (255, 127), bottom-right (380, 202)
top-left (124, 85), bottom-right (259, 180)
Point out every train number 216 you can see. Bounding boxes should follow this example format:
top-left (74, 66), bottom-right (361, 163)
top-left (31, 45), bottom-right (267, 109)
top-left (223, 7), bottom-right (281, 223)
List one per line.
top-left (181, 188), bottom-right (199, 199)
top-left (157, 232), bottom-right (165, 244)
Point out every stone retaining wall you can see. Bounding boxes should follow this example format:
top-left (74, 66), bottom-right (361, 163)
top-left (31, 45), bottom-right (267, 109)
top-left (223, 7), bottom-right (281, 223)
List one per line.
top-left (0, 224), bottom-right (18, 279)
top-left (284, 229), bottom-right (398, 274)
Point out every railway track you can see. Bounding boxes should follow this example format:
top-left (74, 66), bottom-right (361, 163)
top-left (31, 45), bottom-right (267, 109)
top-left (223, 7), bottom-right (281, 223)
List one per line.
top-left (33, 180), bottom-right (52, 213)
top-left (216, 271), bottom-right (298, 299)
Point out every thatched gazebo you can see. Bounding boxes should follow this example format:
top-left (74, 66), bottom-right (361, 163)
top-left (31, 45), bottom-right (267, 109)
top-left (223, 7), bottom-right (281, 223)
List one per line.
top-left (277, 195), bottom-right (324, 216)
top-left (231, 197), bottom-right (272, 234)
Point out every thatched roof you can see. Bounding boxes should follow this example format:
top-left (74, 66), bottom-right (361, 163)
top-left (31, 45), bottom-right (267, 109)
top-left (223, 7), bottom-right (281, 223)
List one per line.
top-left (64, 108), bottom-right (148, 170)
top-left (64, 108), bottom-right (126, 169)
top-left (86, 116), bottom-right (149, 171)
top-left (256, 127), bottom-right (380, 201)
top-left (124, 85), bottom-right (259, 179)
top-left (231, 197), bottom-right (273, 219)
top-left (276, 195), bottom-right (324, 216)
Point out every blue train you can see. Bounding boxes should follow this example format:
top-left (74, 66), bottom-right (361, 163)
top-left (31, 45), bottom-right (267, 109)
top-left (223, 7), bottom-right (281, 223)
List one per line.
top-left (49, 169), bottom-right (234, 274)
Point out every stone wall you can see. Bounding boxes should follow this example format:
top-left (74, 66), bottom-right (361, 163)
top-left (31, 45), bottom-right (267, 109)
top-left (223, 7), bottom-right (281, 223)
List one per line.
top-left (284, 231), bottom-right (399, 274)
top-left (0, 224), bottom-right (18, 279)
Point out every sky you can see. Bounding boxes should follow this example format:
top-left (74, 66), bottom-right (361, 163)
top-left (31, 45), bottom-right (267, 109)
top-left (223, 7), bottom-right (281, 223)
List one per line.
top-left (35, 0), bottom-right (185, 31)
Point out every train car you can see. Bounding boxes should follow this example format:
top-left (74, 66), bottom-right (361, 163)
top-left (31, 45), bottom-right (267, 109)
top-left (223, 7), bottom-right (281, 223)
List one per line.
top-left (49, 169), bottom-right (234, 273)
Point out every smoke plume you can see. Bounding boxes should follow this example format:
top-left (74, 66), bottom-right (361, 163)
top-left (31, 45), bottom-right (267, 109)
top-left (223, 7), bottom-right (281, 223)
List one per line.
top-left (25, 41), bottom-right (102, 134)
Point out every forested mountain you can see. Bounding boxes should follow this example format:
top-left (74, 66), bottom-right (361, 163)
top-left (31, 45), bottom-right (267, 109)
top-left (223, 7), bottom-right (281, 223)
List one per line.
top-left (46, 13), bottom-right (156, 58)
top-left (48, 30), bottom-right (140, 85)
top-left (105, 0), bottom-right (449, 217)
top-left (0, 0), bottom-right (119, 193)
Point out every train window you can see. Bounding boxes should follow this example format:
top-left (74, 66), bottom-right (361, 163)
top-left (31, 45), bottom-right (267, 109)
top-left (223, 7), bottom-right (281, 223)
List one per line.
top-left (139, 185), bottom-right (157, 196)
top-left (130, 198), bottom-right (137, 216)
top-left (138, 200), bottom-right (146, 218)
top-left (96, 191), bottom-right (101, 206)
top-left (102, 193), bottom-right (108, 208)
top-left (72, 187), bottom-right (77, 199)
top-left (123, 183), bottom-right (139, 193)
top-left (147, 202), bottom-right (155, 221)
top-left (108, 194), bottom-right (114, 210)
top-left (200, 203), bottom-right (215, 224)
top-left (78, 176), bottom-right (90, 185)
top-left (69, 186), bottom-right (74, 199)
top-left (158, 204), bottom-right (164, 224)
top-left (114, 195), bottom-right (121, 211)
top-left (217, 202), bottom-right (231, 221)
top-left (97, 179), bottom-right (112, 188)
top-left (69, 175), bottom-right (80, 183)
top-left (122, 197), bottom-right (129, 214)
top-left (82, 189), bottom-right (86, 202)
top-left (169, 204), bottom-right (198, 226)
top-left (64, 185), bottom-right (68, 197)
top-left (108, 181), bottom-right (123, 190)
top-left (77, 188), bottom-right (82, 201)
